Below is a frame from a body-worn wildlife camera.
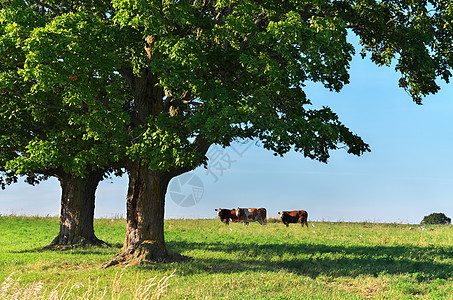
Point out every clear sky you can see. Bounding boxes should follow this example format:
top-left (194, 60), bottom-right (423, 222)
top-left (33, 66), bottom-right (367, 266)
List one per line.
top-left (1, 37), bottom-right (453, 224)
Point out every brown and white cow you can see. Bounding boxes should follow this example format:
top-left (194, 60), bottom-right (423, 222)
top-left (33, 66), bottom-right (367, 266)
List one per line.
top-left (235, 207), bottom-right (267, 225)
top-left (215, 208), bottom-right (239, 225)
top-left (278, 210), bottom-right (308, 227)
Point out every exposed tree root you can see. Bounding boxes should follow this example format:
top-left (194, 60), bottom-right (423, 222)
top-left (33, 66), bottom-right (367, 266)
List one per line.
top-left (38, 235), bottom-right (110, 251)
top-left (101, 241), bottom-right (191, 269)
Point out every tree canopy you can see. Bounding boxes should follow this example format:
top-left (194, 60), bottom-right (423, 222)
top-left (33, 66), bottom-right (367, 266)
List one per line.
top-left (0, 1), bottom-right (126, 183)
top-left (1, 0), bottom-right (378, 181)
top-left (4, 0), bottom-right (451, 178)
top-left (421, 212), bottom-right (451, 225)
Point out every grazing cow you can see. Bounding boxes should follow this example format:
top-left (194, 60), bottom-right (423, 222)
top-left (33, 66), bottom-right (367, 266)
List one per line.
top-left (278, 210), bottom-right (308, 227)
top-left (215, 208), bottom-right (239, 225)
top-left (235, 207), bottom-right (267, 225)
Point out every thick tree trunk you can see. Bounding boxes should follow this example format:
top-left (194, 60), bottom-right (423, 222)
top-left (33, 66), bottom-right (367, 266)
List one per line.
top-left (44, 170), bottom-right (108, 249)
top-left (103, 163), bottom-right (189, 267)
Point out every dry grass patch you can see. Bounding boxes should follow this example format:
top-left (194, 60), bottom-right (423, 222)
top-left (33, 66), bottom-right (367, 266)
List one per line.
top-left (333, 277), bottom-right (389, 299)
top-left (0, 269), bottom-right (175, 300)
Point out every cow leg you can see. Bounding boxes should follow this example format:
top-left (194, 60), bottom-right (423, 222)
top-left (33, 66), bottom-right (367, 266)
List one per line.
top-left (299, 217), bottom-right (308, 228)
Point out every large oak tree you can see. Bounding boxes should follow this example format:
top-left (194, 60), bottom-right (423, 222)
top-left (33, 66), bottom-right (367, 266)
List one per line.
top-left (1, 0), bottom-right (452, 266)
top-left (0, 1), bottom-right (124, 247)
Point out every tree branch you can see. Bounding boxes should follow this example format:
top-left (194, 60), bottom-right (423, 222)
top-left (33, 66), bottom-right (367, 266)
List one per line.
top-left (169, 134), bottom-right (212, 178)
top-left (118, 66), bottom-right (135, 91)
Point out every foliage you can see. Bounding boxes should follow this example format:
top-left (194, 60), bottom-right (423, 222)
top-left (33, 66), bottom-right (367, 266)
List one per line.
top-left (1, 0), bottom-right (452, 183)
top-left (1, 217), bottom-right (453, 299)
top-left (1, 0), bottom-right (452, 181)
top-left (0, 1), bottom-right (128, 185)
top-left (421, 212), bottom-right (451, 225)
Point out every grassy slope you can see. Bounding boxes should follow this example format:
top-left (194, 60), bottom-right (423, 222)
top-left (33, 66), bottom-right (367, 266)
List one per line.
top-left (0, 216), bottom-right (452, 299)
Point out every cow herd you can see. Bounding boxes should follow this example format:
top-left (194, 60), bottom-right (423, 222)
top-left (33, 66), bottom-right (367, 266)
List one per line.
top-left (215, 208), bottom-right (309, 227)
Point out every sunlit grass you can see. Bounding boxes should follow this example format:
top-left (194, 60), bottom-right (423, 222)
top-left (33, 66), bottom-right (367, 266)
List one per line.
top-left (1, 216), bottom-right (452, 299)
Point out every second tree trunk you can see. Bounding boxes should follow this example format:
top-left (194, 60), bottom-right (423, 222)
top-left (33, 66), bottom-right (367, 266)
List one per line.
top-left (46, 170), bottom-right (107, 248)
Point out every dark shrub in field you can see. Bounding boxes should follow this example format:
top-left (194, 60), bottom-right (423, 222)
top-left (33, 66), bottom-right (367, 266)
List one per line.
top-left (421, 213), bottom-right (451, 225)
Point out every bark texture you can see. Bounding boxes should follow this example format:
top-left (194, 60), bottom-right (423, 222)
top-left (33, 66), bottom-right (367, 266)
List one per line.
top-left (103, 163), bottom-right (190, 268)
top-left (44, 170), bottom-right (108, 249)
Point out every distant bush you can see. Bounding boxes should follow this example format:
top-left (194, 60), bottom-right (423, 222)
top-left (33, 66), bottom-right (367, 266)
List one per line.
top-left (421, 213), bottom-right (451, 225)
top-left (266, 217), bottom-right (282, 224)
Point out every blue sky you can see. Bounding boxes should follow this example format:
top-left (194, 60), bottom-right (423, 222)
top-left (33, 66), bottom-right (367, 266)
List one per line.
top-left (1, 38), bottom-right (453, 224)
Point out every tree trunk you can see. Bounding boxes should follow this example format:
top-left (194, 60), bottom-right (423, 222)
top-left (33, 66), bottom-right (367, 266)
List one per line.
top-left (103, 163), bottom-right (189, 267)
top-left (44, 170), bottom-right (108, 249)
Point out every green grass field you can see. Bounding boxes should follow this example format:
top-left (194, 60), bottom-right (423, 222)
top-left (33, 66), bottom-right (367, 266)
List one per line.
top-left (1, 216), bottom-right (452, 299)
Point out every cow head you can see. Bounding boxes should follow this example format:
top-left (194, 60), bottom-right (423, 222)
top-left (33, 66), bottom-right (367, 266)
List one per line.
top-left (215, 208), bottom-right (225, 224)
top-left (235, 207), bottom-right (245, 218)
top-left (278, 211), bottom-right (287, 219)
top-left (215, 208), bottom-right (223, 217)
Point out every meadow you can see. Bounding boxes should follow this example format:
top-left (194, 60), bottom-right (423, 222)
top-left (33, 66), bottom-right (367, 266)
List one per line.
top-left (0, 216), bottom-right (452, 299)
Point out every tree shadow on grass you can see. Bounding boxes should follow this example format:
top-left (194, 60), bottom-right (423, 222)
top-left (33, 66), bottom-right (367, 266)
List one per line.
top-left (9, 243), bottom-right (122, 255)
top-left (163, 240), bottom-right (453, 280)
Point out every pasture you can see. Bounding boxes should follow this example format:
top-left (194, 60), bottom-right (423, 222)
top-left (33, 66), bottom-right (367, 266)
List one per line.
top-left (0, 216), bottom-right (452, 299)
